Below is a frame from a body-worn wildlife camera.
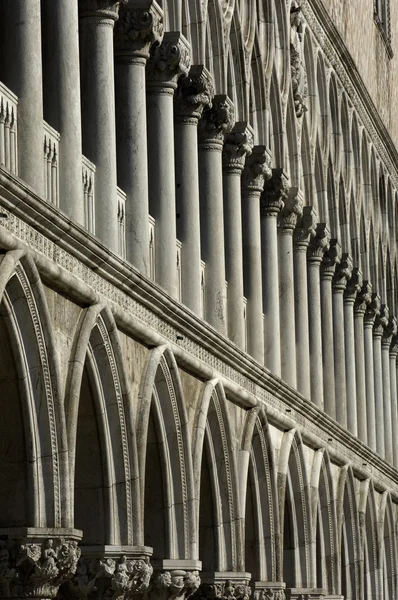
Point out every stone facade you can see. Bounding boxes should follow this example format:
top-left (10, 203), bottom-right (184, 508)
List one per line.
top-left (0, 1), bottom-right (396, 599)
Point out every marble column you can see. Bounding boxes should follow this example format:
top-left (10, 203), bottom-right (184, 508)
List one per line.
top-left (79, 0), bottom-right (121, 251)
top-left (343, 268), bottom-right (362, 437)
top-left (147, 32), bottom-right (190, 297)
top-left (198, 95), bottom-right (234, 334)
top-left (364, 293), bottom-right (381, 452)
top-left (381, 316), bottom-right (397, 464)
top-left (373, 304), bottom-right (389, 459)
top-left (42, 0), bottom-right (84, 222)
top-left (278, 188), bottom-right (304, 388)
top-left (114, 1), bottom-right (163, 275)
top-left (241, 146), bottom-right (272, 363)
top-left (222, 122), bottom-right (254, 349)
top-left (7, 0), bottom-right (44, 194)
top-left (390, 335), bottom-right (398, 467)
top-left (332, 254), bottom-right (352, 429)
top-left (294, 206), bottom-right (317, 400)
top-left (307, 224), bottom-right (330, 409)
top-left (320, 240), bottom-right (342, 420)
top-left (175, 66), bottom-right (214, 315)
top-left (261, 169), bottom-right (289, 376)
top-left (354, 281), bottom-right (372, 444)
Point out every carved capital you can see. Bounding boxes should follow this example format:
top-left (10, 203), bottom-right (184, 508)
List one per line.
top-left (79, 0), bottom-right (126, 20)
top-left (149, 570), bottom-right (201, 600)
top-left (321, 239), bottom-right (341, 278)
top-left (222, 122), bottom-right (254, 174)
top-left (307, 223), bottom-right (330, 262)
top-left (175, 66), bottom-right (214, 122)
top-left (241, 146), bottom-right (272, 194)
top-left (260, 169), bottom-right (289, 218)
top-left (253, 589), bottom-right (286, 600)
top-left (364, 293), bottom-right (382, 326)
top-left (344, 267), bottom-right (363, 302)
top-left (354, 281), bottom-right (373, 315)
top-left (279, 187), bottom-right (304, 232)
top-left (114, 1), bottom-right (163, 60)
top-left (193, 580), bottom-right (251, 600)
top-left (147, 32), bottom-right (190, 90)
top-left (382, 315), bottom-right (398, 348)
top-left (0, 536), bottom-right (81, 599)
top-left (390, 334), bottom-right (398, 357)
top-left (374, 304), bottom-right (390, 337)
top-left (198, 95), bottom-right (235, 148)
top-left (294, 205), bottom-right (318, 248)
top-left (333, 253), bottom-right (353, 291)
top-left (64, 554), bottom-right (153, 600)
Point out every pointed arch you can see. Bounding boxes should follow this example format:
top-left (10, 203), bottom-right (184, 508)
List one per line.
top-left (351, 112), bottom-right (361, 198)
top-left (328, 74), bottom-right (341, 175)
top-left (359, 480), bottom-right (379, 600)
top-left (286, 90), bottom-right (300, 186)
top-left (302, 28), bottom-right (316, 140)
top-left (340, 94), bottom-right (351, 190)
top-left (192, 379), bottom-right (241, 572)
top-left (205, 0), bottom-right (227, 93)
top-left (350, 191), bottom-right (360, 266)
top-left (380, 493), bottom-right (397, 600)
top-left (316, 51), bottom-right (329, 157)
top-left (66, 303), bottom-right (140, 546)
top-left (241, 406), bottom-right (280, 581)
top-left (269, 67), bottom-right (285, 167)
top-left (314, 138), bottom-right (326, 221)
top-left (339, 178), bottom-right (350, 253)
top-left (0, 250), bottom-right (68, 529)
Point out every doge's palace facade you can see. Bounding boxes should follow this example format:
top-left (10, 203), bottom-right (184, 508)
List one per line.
top-left (0, 0), bottom-right (397, 599)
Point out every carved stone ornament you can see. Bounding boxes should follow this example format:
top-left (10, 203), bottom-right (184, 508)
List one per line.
top-left (364, 292), bottom-right (382, 326)
top-left (146, 32), bottom-right (191, 88)
top-left (290, 4), bottom-right (308, 118)
top-left (0, 537), bottom-right (80, 599)
top-left (307, 223), bottom-right (330, 261)
top-left (222, 122), bottom-right (254, 173)
top-left (354, 281), bottom-right (373, 315)
top-left (279, 187), bottom-right (304, 231)
top-left (390, 333), bottom-right (398, 356)
top-left (241, 145), bottom-right (272, 193)
top-left (321, 239), bottom-right (342, 277)
top-left (294, 205), bottom-right (318, 247)
top-left (192, 580), bottom-right (251, 600)
top-left (79, 0), bottom-right (127, 20)
top-left (148, 570), bottom-right (201, 600)
top-left (114, 1), bottom-right (164, 59)
top-left (333, 253), bottom-right (353, 291)
top-left (344, 267), bottom-right (363, 301)
top-left (198, 95), bottom-right (235, 146)
top-left (174, 66), bottom-right (215, 122)
top-left (382, 315), bottom-right (398, 347)
top-left (374, 304), bottom-right (390, 336)
top-left (253, 589), bottom-right (286, 600)
top-left (261, 169), bottom-right (289, 218)
top-left (64, 555), bottom-right (153, 600)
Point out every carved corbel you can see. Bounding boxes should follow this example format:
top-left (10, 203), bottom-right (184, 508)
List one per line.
top-left (222, 122), bottom-right (254, 174)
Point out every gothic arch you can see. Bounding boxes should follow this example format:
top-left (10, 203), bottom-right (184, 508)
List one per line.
top-left (328, 74), bottom-right (341, 176)
top-left (359, 479), bottom-right (379, 600)
top-left (269, 67), bottom-right (285, 167)
top-left (340, 94), bottom-right (351, 190)
top-left (137, 344), bottom-right (195, 559)
top-left (192, 379), bottom-right (242, 572)
top-left (351, 112), bottom-right (361, 197)
top-left (241, 406), bottom-right (279, 581)
top-left (0, 250), bottom-right (68, 529)
top-left (380, 493), bottom-right (397, 600)
top-left (278, 429), bottom-right (312, 589)
top-left (302, 28), bottom-right (316, 140)
top-left (316, 51), bottom-right (329, 158)
top-left (286, 90), bottom-right (300, 186)
top-left (65, 303), bottom-right (139, 545)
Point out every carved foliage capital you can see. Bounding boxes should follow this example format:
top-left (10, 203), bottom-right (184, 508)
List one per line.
top-left (114, 1), bottom-right (164, 58)
top-left (175, 66), bottom-right (214, 121)
top-left (308, 223), bottom-right (330, 261)
top-left (0, 537), bottom-right (80, 599)
top-left (79, 0), bottom-right (126, 20)
top-left (333, 253), bottom-right (353, 291)
top-left (279, 187), bottom-right (304, 231)
top-left (390, 334), bottom-right (398, 356)
top-left (241, 146), bottom-right (272, 193)
top-left (364, 293), bottom-right (382, 326)
top-left (344, 267), bottom-right (363, 301)
top-left (149, 570), bottom-right (201, 600)
top-left (383, 315), bottom-right (398, 347)
top-left (193, 580), bottom-right (251, 600)
top-left (222, 122), bottom-right (254, 173)
top-left (253, 589), bottom-right (286, 600)
top-left (261, 168), bottom-right (289, 218)
top-left (375, 304), bottom-right (390, 336)
top-left (147, 32), bottom-right (190, 87)
top-left (355, 281), bottom-right (373, 315)
top-left (198, 95), bottom-right (235, 145)
top-left (294, 205), bottom-right (318, 246)
top-left (321, 239), bottom-right (342, 276)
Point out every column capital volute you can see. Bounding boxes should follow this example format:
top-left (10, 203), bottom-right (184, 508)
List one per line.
top-left (146, 31), bottom-right (190, 91)
top-left (344, 267), bottom-right (362, 302)
top-left (79, 0), bottom-right (126, 21)
top-left (222, 122), bottom-right (254, 174)
top-left (174, 65), bottom-right (214, 123)
top-left (321, 239), bottom-right (341, 279)
top-left (354, 280), bottom-right (372, 316)
top-left (198, 95), bottom-right (235, 149)
top-left (382, 315), bottom-right (398, 348)
top-left (241, 146), bottom-right (272, 194)
top-left (294, 205), bottom-right (318, 248)
top-left (364, 292), bottom-right (381, 327)
top-left (260, 168), bottom-right (289, 218)
top-left (114, 0), bottom-right (164, 61)
top-left (374, 303), bottom-right (389, 337)
top-left (333, 253), bottom-right (353, 292)
top-left (307, 222), bottom-right (330, 263)
top-left (278, 187), bottom-right (304, 233)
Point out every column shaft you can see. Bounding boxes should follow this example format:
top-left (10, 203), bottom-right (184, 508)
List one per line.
top-left (344, 298), bottom-right (357, 435)
top-left (294, 243), bottom-right (311, 398)
top-left (390, 345), bottom-right (398, 466)
top-left (373, 332), bottom-right (384, 458)
top-left (321, 272), bottom-right (336, 419)
top-left (382, 342), bottom-right (393, 463)
top-left (364, 293), bottom-right (380, 452)
top-left (278, 230), bottom-right (297, 387)
top-left (354, 282), bottom-right (372, 443)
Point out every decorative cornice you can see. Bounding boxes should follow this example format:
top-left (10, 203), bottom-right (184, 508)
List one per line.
top-left (222, 122), bottom-right (254, 174)
top-left (174, 66), bottom-right (214, 123)
top-left (294, 205), bottom-right (318, 248)
top-left (278, 187), bottom-right (304, 232)
top-left (149, 570), bottom-right (201, 600)
top-left (307, 222), bottom-right (330, 262)
top-left (321, 239), bottom-right (341, 278)
top-left (344, 267), bottom-right (362, 302)
top-left (241, 146), bottom-right (272, 194)
top-left (114, 1), bottom-right (163, 60)
top-left (146, 32), bottom-right (190, 90)
top-left (79, 0), bottom-right (125, 20)
top-left (198, 95), bottom-right (235, 147)
top-left (364, 293), bottom-right (382, 326)
top-left (332, 253), bottom-right (353, 291)
top-left (260, 168), bottom-right (289, 218)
